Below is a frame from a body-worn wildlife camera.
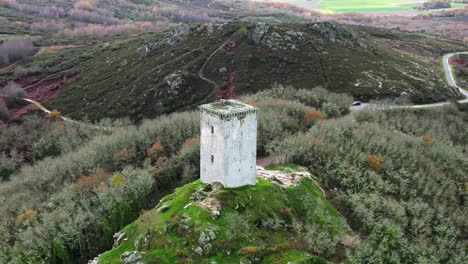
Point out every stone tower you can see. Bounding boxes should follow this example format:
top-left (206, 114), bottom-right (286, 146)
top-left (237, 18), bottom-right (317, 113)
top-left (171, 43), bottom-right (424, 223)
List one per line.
top-left (199, 100), bottom-right (258, 188)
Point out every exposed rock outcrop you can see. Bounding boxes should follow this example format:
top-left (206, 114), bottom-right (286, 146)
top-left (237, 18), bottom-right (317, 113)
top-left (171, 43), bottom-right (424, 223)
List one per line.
top-left (249, 23), bottom-right (270, 44)
top-left (190, 183), bottom-right (223, 218)
top-left (143, 25), bottom-right (190, 52)
top-left (249, 23), bottom-right (304, 50)
top-left (164, 71), bottom-right (186, 95)
top-left (113, 232), bottom-right (126, 248)
top-left (256, 166), bottom-right (312, 187)
top-left (121, 251), bottom-right (143, 264)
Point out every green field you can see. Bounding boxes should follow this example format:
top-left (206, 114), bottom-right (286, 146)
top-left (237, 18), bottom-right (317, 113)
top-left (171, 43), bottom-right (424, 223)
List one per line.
top-left (259, 0), bottom-right (468, 14)
top-left (259, 0), bottom-right (423, 13)
top-left (316, 0), bottom-right (421, 13)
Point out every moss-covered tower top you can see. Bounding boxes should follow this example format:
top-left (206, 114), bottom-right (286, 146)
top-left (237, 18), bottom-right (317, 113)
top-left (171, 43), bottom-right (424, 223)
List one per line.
top-left (199, 99), bottom-right (257, 119)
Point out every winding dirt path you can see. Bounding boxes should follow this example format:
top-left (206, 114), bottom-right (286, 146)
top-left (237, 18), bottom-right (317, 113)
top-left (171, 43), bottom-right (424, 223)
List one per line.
top-left (0, 94), bottom-right (111, 130)
top-left (180, 31), bottom-right (239, 111)
top-left (4, 52), bottom-right (464, 132)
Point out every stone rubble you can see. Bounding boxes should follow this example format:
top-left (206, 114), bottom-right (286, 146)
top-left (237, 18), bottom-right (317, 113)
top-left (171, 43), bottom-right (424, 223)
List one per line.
top-left (120, 251), bottom-right (143, 264)
top-left (113, 232), bottom-right (126, 248)
top-left (256, 166), bottom-right (312, 187)
top-left (190, 183), bottom-right (223, 218)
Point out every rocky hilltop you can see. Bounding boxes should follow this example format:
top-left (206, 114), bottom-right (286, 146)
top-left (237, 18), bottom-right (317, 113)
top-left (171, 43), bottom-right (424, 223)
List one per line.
top-left (98, 166), bottom-right (352, 263)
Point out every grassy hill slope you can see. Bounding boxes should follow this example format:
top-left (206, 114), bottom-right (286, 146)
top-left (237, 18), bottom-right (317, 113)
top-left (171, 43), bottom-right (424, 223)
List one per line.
top-left (99, 176), bottom-right (350, 263)
top-left (45, 22), bottom-right (464, 121)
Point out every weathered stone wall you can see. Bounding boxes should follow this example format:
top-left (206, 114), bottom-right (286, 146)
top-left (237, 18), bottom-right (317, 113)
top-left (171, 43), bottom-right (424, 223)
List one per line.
top-left (200, 113), bottom-right (225, 184)
top-left (200, 111), bottom-right (257, 187)
top-left (222, 113), bottom-right (257, 187)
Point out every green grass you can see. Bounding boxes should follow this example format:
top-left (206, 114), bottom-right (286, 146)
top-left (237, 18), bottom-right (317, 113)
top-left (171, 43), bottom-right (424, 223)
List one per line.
top-left (99, 177), bottom-right (350, 263)
top-left (276, 0), bottom-right (468, 14)
top-left (319, 0), bottom-right (418, 13)
top-left (274, 0), bottom-right (419, 13)
top-left (0, 34), bottom-right (27, 40)
top-left (265, 163), bottom-right (301, 172)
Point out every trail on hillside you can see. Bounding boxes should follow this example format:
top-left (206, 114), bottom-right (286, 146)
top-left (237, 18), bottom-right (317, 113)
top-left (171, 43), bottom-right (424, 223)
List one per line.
top-left (0, 94), bottom-right (112, 131)
top-left (179, 33), bottom-right (238, 111)
top-left (3, 52), bottom-right (465, 131)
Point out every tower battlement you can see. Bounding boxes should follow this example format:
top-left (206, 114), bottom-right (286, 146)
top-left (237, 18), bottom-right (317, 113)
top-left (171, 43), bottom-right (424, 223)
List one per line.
top-left (199, 99), bottom-right (257, 119)
top-left (199, 100), bottom-right (258, 188)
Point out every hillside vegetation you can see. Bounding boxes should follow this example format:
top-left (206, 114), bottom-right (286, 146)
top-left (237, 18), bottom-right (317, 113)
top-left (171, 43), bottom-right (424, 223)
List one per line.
top-left (1, 86), bottom-right (466, 263)
top-left (1, 21), bottom-right (459, 121)
top-left (0, 0), bottom-right (466, 121)
top-left (450, 53), bottom-right (468, 87)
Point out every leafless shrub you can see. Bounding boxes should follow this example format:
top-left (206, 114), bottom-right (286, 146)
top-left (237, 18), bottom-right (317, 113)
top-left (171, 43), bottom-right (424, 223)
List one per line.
top-left (69, 8), bottom-right (121, 25)
top-left (31, 21), bottom-right (66, 33)
top-left (0, 0), bottom-right (66, 18)
top-left (0, 39), bottom-right (35, 66)
top-left (0, 99), bottom-right (8, 121)
top-left (2, 82), bottom-right (26, 107)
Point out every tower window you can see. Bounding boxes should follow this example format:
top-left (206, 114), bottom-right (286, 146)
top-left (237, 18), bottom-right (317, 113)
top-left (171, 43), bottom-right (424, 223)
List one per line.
top-left (211, 155), bottom-right (214, 163)
top-left (211, 126), bottom-right (214, 134)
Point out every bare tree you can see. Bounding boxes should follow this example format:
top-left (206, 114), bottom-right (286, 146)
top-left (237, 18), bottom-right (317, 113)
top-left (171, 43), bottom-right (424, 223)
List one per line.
top-left (31, 21), bottom-right (66, 33)
top-left (0, 39), bottom-right (35, 66)
top-left (0, 98), bottom-right (8, 121)
top-left (0, 0), bottom-right (66, 18)
top-left (2, 81), bottom-right (26, 107)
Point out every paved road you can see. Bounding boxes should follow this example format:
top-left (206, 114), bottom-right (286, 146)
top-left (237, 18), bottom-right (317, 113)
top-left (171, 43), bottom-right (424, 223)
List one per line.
top-left (351, 52), bottom-right (468, 111)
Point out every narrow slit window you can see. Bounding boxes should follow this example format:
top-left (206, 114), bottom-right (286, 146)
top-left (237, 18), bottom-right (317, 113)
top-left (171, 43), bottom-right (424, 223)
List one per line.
top-left (211, 155), bottom-right (214, 163)
top-left (211, 126), bottom-right (214, 134)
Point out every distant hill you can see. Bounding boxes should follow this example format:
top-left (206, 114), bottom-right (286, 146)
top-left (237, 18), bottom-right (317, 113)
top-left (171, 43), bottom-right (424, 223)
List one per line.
top-left (0, 17), bottom-right (465, 121)
top-left (0, 1), bottom-right (466, 122)
top-left (46, 22), bottom-right (464, 121)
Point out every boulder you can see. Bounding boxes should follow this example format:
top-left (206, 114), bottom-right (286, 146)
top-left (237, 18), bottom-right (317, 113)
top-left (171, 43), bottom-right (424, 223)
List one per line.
top-left (120, 251), bottom-right (143, 264)
top-left (164, 71), bottom-right (185, 96)
top-left (112, 232), bottom-right (126, 248)
top-left (87, 257), bottom-right (99, 264)
top-left (256, 166), bottom-right (312, 187)
top-left (249, 23), bottom-right (270, 44)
